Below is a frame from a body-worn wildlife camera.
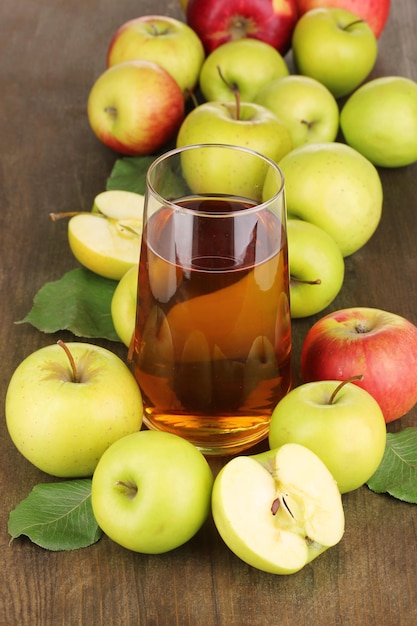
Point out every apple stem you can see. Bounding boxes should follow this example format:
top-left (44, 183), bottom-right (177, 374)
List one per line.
top-left (57, 339), bottom-right (79, 383)
top-left (115, 480), bottom-right (138, 499)
top-left (291, 276), bottom-right (322, 285)
top-left (216, 66), bottom-right (241, 120)
top-left (343, 19), bottom-right (366, 31)
top-left (50, 211), bottom-right (85, 221)
top-left (329, 375), bottom-right (364, 405)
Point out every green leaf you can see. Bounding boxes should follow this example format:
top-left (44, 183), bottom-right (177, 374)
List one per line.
top-left (18, 268), bottom-right (120, 341)
top-left (8, 479), bottom-right (102, 551)
top-left (367, 428), bottom-right (417, 503)
top-left (106, 155), bottom-right (157, 194)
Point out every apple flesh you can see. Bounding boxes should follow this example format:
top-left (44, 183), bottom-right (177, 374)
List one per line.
top-left (212, 442), bottom-right (345, 574)
top-left (68, 190), bottom-right (144, 280)
top-left (198, 38), bottom-right (289, 103)
top-left (340, 76), bottom-right (417, 168)
top-left (301, 307), bottom-right (417, 423)
top-left (91, 430), bottom-right (214, 554)
top-left (294, 0), bottom-right (390, 38)
top-left (186, 0), bottom-right (299, 55)
top-left (106, 15), bottom-right (205, 97)
top-left (5, 342), bottom-right (143, 478)
top-left (87, 60), bottom-right (184, 156)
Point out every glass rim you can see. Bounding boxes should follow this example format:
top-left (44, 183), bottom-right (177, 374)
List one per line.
top-left (145, 143), bottom-right (285, 218)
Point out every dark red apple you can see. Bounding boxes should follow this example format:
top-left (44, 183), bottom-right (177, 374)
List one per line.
top-left (186, 0), bottom-right (299, 55)
top-left (300, 307), bottom-right (417, 423)
top-left (294, 0), bottom-right (390, 38)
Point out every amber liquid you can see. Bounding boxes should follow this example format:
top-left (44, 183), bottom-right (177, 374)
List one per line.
top-left (132, 196), bottom-right (292, 454)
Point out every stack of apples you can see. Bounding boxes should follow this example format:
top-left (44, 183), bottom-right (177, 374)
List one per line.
top-left (85, 0), bottom-right (417, 323)
top-left (5, 0), bottom-right (417, 576)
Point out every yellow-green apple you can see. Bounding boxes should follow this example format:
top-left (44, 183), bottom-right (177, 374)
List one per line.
top-left (106, 15), bottom-right (205, 98)
top-left (186, 0), bottom-right (299, 55)
top-left (111, 265), bottom-right (138, 347)
top-left (176, 102), bottom-right (292, 176)
top-left (68, 189), bottom-right (144, 280)
top-left (198, 39), bottom-right (289, 103)
top-left (287, 219), bottom-right (345, 318)
top-left (269, 380), bottom-right (387, 493)
top-left (294, 0), bottom-right (390, 38)
top-left (278, 142), bottom-right (383, 257)
top-left (211, 442), bottom-right (345, 574)
top-left (256, 75), bottom-right (339, 148)
top-left (5, 341), bottom-right (143, 478)
top-left (91, 430), bottom-right (213, 554)
top-left (87, 60), bottom-right (184, 156)
top-left (340, 76), bottom-right (417, 168)
top-left (300, 307), bottom-right (417, 423)
top-left (292, 8), bottom-right (378, 99)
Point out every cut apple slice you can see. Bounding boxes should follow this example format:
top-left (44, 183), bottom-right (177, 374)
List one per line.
top-left (68, 190), bottom-right (144, 280)
top-left (211, 442), bottom-right (345, 575)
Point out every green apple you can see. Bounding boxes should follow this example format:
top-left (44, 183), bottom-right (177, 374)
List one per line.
top-left (87, 60), bottom-right (184, 156)
top-left (212, 442), bottom-right (345, 574)
top-left (340, 76), bottom-right (417, 168)
top-left (288, 219), bottom-right (345, 318)
top-left (176, 102), bottom-right (291, 197)
top-left (107, 15), bottom-right (205, 98)
top-left (68, 189), bottom-right (144, 280)
top-left (255, 75), bottom-right (340, 148)
top-left (269, 380), bottom-right (387, 493)
top-left (292, 7), bottom-right (378, 99)
top-left (111, 264), bottom-right (138, 347)
top-left (5, 341), bottom-right (143, 478)
top-left (198, 38), bottom-right (289, 103)
top-left (91, 430), bottom-right (214, 554)
top-left (279, 142), bottom-right (383, 257)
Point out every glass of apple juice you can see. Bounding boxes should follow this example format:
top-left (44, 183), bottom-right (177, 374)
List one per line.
top-left (131, 143), bottom-right (292, 455)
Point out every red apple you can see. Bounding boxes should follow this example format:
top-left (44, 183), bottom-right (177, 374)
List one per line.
top-left (294, 0), bottom-right (390, 38)
top-left (300, 307), bottom-right (417, 423)
top-left (186, 0), bottom-right (299, 55)
top-left (87, 60), bottom-right (185, 156)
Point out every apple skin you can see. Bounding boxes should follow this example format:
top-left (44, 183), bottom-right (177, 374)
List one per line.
top-left (300, 307), bottom-right (417, 424)
top-left (340, 76), bottom-right (417, 168)
top-left (211, 442), bottom-right (345, 574)
top-left (91, 430), bottom-right (214, 554)
top-left (5, 342), bottom-right (143, 478)
top-left (269, 380), bottom-right (387, 493)
top-left (255, 75), bottom-right (339, 148)
top-left (186, 0), bottom-right (298, 56)
top-left (278, 142), bottom-right (383, 257)
top-left (111, 265), bottom-right (138, 347)
top-left (292, 8), bottom-right (378, 99)
top-left (87, 60), bottom-right (184, 156)
top-left (294, 0), bottom-right (390, 38)
top-left (287, 219), bottom-right (345, 318)
top-left (106, 15), bottom-right (205, 98)
top-left (176, 101), bottom-right (292, 176)
top-left (198, 38), bottom-right (289, 103)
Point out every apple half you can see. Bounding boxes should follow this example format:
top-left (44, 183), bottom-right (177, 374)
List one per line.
top-left (68, 190), bottom-right (144, 280)
top-left (212, 443), bottom-right (345, 574)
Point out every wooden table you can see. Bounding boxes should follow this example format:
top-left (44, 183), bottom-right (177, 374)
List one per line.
top-left (1, 1), bottom-right (416, 624)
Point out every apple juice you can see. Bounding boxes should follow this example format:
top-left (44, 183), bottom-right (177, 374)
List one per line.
top-left (132, 196), bottom-right (292, 454)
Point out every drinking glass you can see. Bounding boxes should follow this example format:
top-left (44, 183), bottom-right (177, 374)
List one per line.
top-left (131, 144), bottom-right (291, 455)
